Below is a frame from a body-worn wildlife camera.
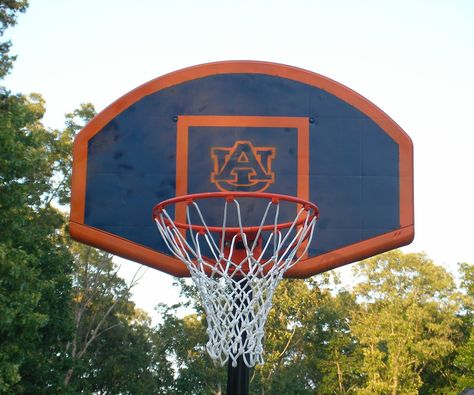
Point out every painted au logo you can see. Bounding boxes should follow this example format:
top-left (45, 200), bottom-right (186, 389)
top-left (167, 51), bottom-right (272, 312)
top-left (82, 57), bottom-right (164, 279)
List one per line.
top-left (211, 141), bottom-right (275, 192)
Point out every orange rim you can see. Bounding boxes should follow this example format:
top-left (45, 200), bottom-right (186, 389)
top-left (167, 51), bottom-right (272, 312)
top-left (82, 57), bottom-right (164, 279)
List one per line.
top-left (153, 191), bottom-right (319, 234)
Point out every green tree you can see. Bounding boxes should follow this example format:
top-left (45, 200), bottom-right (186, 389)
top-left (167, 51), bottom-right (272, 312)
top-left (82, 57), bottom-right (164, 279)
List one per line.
top-left (156, 276), bottom-right (361, 394)
top-left (310, 287), bottom-right (363, 394)
top-left (0, 90), bottom-right (74, 392)
top-left (251, 277), bottom-right (362, 394)
top-left (156, 280), bottom-right (227, 394)
top-left (251, 279), bottom-right (319, 394)
top-left (350, 250), bottom-right (460, 395)
top-left (64, 243), bottom-right (175, 394)
top-left (88, 310), bottom-right (174, 394)
top-left (0, 0), bottom-right (28, 78)
top-left (0, 3), bottom-right (76, 390)
top-left (452, 263), bottom-right (474, 391)
top-left (250, 277), bottom-right (351, 394)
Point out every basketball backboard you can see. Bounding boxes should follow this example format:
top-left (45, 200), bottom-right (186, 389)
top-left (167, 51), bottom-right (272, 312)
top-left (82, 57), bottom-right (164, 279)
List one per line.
top-left (70, 61), bottom-right (414, 278)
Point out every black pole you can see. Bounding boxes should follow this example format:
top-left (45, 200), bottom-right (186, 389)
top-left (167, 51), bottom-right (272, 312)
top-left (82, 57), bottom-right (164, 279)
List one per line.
top-left (226, 354), bottom-right (250, 395)
top-left (226, 277), bottom-right (251, 395)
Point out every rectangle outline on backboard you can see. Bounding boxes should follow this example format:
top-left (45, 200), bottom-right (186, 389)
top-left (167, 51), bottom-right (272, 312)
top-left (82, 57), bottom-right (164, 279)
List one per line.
top-left (176, 115), bottom-right (310, 229)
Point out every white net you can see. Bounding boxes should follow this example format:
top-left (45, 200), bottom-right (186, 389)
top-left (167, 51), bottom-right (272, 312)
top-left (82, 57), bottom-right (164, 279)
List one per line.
top-left (154, 194), bottom-right (318, 367)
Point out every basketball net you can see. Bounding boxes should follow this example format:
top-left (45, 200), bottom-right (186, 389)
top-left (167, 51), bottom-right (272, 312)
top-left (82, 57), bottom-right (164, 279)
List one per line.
top-left (154, 193), bottom-right (318, 367)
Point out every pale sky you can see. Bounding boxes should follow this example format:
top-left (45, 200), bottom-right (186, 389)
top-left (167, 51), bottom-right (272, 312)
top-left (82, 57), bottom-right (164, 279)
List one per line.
top-left (4, 0), bottom-right (474, 320)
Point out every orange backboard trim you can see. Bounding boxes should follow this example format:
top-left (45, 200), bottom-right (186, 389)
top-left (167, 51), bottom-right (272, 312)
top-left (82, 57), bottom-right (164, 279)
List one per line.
top-left (69, 221), bottom-right (189, 276)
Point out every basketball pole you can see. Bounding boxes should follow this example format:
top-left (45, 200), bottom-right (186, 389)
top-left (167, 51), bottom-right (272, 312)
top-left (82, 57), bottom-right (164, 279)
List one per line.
top-left (226, 351), bottom-right (250, 395)
top-left (226, 278), bottom-right (251, 395)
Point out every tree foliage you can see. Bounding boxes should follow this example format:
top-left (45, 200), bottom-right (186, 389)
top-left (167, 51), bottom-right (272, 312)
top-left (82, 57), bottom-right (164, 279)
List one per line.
top-left (452, 263), bottom-right (474, 391)
top-left (0, 0), bottom-right (28, 78)
top-left (154, 252), bottom-right (472, 394)
top-left (0, 5), bottom-right (76, 389)
top-left (63, 243), bottom-right (175, 394)
top-left (250, 276), bottom-right (361, 394)
top-left (0, 86), bottom-right (74, 392)
top-left (351, 251), bottom-right (460, 394)
top-left (155, 275), bottom-right (360, 394)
